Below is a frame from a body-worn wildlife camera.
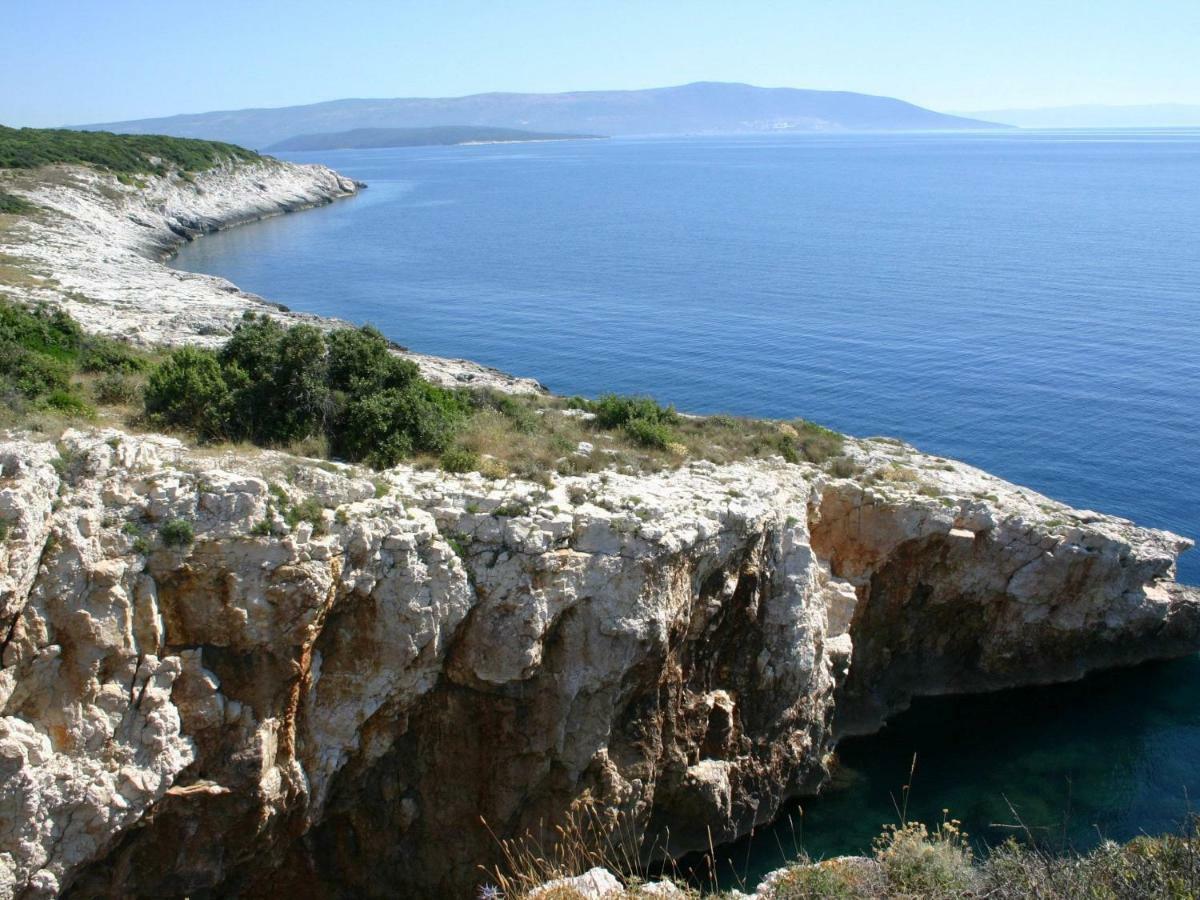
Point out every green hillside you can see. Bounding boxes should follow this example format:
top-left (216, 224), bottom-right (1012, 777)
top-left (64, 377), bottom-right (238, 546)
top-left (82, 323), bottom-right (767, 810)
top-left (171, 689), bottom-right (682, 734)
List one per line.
top-left (0, 125), bottom-right (259, 175)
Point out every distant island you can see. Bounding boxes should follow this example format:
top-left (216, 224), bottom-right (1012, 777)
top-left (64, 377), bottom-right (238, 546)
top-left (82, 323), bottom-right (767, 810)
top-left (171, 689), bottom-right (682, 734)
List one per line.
top-left (267, 125), bottom-right (604, 152)
top-left (76, 82), bottom-right (1007, 149)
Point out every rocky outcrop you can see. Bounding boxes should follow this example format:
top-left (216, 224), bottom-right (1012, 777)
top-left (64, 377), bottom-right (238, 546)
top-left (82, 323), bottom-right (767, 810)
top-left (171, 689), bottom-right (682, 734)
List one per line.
top-left (0, 161), bottom-right (542, 394)
top-left (1, 428), bottom-right (1195, 898)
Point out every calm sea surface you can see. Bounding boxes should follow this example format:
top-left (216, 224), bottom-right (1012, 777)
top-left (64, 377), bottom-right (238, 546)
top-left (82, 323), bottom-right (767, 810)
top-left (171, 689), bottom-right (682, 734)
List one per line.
top-left (172, 131), bottom-right (1200, 883)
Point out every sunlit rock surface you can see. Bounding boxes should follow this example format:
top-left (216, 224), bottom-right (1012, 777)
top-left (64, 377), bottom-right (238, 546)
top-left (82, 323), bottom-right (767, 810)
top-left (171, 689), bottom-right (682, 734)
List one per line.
top-left (0, 428), bottom-right (1195, 897)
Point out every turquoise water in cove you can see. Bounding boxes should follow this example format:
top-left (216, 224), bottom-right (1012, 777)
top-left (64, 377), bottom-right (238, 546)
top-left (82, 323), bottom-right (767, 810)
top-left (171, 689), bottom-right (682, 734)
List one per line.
top-left (172, 131), bottom-right (1200, 880)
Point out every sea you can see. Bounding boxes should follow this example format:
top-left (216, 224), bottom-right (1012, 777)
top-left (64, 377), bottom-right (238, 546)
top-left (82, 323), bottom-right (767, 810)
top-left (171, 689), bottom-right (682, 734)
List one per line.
top-left (171, 130), bottom-right (1200, 884)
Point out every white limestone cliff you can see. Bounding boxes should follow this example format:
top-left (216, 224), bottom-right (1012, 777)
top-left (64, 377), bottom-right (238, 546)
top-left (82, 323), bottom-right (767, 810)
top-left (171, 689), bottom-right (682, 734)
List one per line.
top-left (0, 428), bottom-right (1194, 897)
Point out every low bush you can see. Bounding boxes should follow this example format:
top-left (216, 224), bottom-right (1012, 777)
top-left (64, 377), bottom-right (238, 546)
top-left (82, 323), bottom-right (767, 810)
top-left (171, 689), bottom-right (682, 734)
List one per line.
top-left (578, 393), bottom-right (681, 452)
top-left (623, 416), bottom-right (674, 450)
top-left (0, 189), bottom-right (35, 214)
top-left (794, 420), bottom-right (844, 464)
top-left (284, 496), bottom-right (326, 533)
top-left (159, 518), bottom-right (194, 548)
top-left (495, 814), bottom-right (1200, 899)
top-left (440, 445), bottom-right (480, 473)
top-left (590, 394), bottom-right (678, 430)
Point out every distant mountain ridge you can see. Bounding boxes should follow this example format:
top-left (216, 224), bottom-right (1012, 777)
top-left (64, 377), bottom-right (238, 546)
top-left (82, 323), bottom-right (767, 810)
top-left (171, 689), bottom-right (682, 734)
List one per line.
top-left (959, 103), bottom-right (1200, 129)
top-left (78, 82), bottom-right (1006, 149)
top-left (267, 125), bottom-right (603, 152)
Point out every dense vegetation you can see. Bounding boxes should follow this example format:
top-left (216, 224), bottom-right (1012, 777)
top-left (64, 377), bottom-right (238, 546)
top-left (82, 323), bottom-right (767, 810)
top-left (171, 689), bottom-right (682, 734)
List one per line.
top-left (1, 301), bottom-right (851, 477)
top-left (145, 314), bottom-right (468, 468)
top-left (0, 299), bottom-right (150, 420)
top-left (0, 124), bottom-right (259, 175)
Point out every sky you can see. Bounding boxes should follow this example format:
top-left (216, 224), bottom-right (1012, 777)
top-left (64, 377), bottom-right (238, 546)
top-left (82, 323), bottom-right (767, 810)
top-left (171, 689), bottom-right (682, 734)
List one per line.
top-left (3, 0), bottom-right (1198, 127)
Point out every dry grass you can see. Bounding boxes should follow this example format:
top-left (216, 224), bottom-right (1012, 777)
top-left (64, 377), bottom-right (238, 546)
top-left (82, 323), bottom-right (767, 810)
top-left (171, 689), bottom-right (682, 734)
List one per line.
top-left (438, 392), bottom-right (851, 484)
top-left (480, 795), bottom-right (655, 899)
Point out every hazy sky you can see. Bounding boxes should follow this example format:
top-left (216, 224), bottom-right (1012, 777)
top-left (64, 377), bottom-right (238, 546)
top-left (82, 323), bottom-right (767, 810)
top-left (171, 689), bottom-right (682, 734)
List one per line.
top-left (3, 0), bottom-right (1198, 127)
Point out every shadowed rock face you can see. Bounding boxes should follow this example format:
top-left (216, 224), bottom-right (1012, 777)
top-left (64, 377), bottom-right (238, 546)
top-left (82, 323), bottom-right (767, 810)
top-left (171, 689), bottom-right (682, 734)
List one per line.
top-left (1, 429), bottom-right (1196, 898)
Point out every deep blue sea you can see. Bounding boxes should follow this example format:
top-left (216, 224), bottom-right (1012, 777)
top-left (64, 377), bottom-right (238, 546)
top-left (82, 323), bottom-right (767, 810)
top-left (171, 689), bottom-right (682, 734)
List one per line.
top-left (172, 131), bottom-right (1200, 882)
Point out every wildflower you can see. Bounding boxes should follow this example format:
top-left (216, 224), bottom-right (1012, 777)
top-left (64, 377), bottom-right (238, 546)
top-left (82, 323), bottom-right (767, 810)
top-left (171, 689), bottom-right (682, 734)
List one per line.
top-left (477, 885), bottom-right (503, 900)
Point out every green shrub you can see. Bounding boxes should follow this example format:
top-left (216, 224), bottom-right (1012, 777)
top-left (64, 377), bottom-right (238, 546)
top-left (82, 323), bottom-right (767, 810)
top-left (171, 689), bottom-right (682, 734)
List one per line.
top-left (333, 380), bottom-right (466, 467)
top-left (0, 301), bottom-right (83, 358)
top-left (78, 337), bottom-right (148, 374)
top-left (284, 496), bottom-right (325, 533)
top-left (159, 518), bottom-right (194, 548)
top-left (334, 390), bottom-right (416, 468)
top-left (440, 446), bottom-right (480, 473)
top-left (623, 417), bottom-right (674, 449)
top-left (220, 316), bottom-right (327, 444)
top-left (139, 316), bottom-right (466, 467)
top-left (325, 324), bottom-right (417, 391)
top-left (590, 394), bottom-right (678, 429)
top-left (144, 346), bottom-right (230, 438)
top-left (44, 389), bottom-right (93, 416)
top-left (0, 341), bottom-right (71, 398)
top-left (582, 394), bottom-right (680, 451)
top-left (0, 189), bottom-right (35, 214)
top-left (0, 301), bottom-right (154, 419)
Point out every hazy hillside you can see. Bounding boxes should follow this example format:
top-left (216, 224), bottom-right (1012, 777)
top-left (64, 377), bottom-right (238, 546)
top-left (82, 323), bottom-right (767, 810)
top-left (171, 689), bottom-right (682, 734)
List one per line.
top-left (960, 103), bottom-right (1200, 128)
top-left (267, 125), bottom-right (603, 151)
top-left (79, 82), bottom-right (1005, 149)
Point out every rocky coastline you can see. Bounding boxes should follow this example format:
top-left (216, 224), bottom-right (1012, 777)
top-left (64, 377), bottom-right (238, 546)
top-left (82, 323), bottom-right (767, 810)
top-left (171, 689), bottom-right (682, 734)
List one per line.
top-left (0, 158), bottom-right (542, 394)
top-left (0, 158), bottom-right (1198, 898)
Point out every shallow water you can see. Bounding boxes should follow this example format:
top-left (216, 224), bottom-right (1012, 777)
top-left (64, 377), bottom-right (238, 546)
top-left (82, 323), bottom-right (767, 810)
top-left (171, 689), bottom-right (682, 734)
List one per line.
top-left (171, 131), bottom-right (1200, 881)
top-left (709, 654), bottom-right (1200, 887)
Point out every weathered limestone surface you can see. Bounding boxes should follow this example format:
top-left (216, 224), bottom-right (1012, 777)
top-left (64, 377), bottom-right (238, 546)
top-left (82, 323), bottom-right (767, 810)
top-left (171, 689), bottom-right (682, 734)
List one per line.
top-left (0, 429), bottom-right (1195, 898)
top-left (0, 162), bottom-right (542, 394)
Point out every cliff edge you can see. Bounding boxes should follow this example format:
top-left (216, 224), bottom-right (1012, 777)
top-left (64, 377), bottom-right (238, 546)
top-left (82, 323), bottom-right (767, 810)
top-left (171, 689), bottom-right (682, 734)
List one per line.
top-left (0, 429), bottom-right (1195, 897)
